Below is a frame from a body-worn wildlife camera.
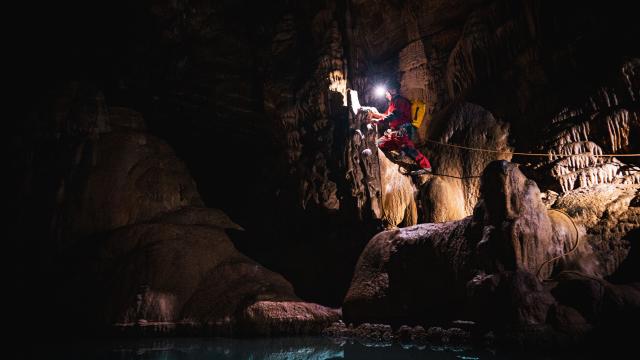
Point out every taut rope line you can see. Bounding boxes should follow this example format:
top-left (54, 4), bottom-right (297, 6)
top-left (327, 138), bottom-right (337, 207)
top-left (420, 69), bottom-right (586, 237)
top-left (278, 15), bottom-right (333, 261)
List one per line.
top-left (424, 138), bottom-right (640, 157)
top-left (536, 208), bottom-right (581, 280)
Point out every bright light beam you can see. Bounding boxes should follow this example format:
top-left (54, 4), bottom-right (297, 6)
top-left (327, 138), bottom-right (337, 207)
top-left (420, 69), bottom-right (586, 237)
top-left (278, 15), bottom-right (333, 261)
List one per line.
top-left (374, 85), bottom-right (387, 98)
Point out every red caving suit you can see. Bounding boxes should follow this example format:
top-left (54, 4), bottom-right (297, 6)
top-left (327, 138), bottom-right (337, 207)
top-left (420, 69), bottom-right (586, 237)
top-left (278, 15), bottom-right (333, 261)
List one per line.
top-left (377, 95), bottom-right (431, 170)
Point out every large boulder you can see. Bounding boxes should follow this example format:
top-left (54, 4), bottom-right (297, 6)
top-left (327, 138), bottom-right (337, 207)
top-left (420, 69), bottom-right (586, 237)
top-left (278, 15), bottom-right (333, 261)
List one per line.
top-left (473, 161), bottom-right (570, 279)
top-left (549, 272), bottom-right (640, 326)
top-left (41, 106), bottom-right (339, 336)
top-left (59, 199), bottom-right (339, 337)
top-left (419, 102), bottom-right (512, 223)
top-left (344, 161), bottom-right (571, 325)
top-left (343, 219), bottom-right (473, 325)
top-left (343, 160), bottom-right (638, 345)
top-left (554, 184), bottom-right (640, 278)
top-left (466, 270), bottom-right (556, 331)
top-left (50, 127), bottom-right (203, 248)
top-left (92, 218), bottom-right (338, 335)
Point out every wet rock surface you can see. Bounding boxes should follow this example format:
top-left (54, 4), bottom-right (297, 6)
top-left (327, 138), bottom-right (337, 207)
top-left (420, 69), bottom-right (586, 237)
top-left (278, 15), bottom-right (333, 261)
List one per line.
top-left (420, 102), bottom-right (512, 223)
top-left (20, 106), bottom-right (339, 336)
top-left (344, 160), bottom-right (640, 348)
top-left (322, 320), bottom-right (473, 347)
top-left (12, 0), bottom-right (640, 351)
top-left (93, 222), bottom-right (339, 336)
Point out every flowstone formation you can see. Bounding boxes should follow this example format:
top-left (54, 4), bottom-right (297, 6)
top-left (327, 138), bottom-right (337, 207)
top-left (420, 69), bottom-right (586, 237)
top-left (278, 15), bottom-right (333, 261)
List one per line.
top-left (20, 92), bottom-right (338, 336)
top-left (344, 105), bottom-right (418, 229)
top-left (419, 102), bottom-right (512, 223)
top-left (343, 160), bottom-right (639, 347)
top-left (527, 60), bottom-right (640, 193)
top-left (13, 0), bottom-right (640, 349)
top-left (523, 59), bottom-right (640, 283)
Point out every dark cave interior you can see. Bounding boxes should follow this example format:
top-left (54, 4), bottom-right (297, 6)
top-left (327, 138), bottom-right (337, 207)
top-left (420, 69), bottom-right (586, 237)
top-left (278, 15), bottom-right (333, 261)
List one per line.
top-left (9, 0), bottom-right (640, 355)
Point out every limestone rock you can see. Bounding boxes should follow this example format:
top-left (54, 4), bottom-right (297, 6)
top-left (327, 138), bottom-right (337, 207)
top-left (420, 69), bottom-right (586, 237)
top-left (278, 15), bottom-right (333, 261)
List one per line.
top-left (343, 109), bottom-right (384, 221)
top-left (420, 175), bottom-right (467, 223)
top-left (51, 131), bottom-right (203, 248)
top-left (263, 7), bottom-right (345, 212)
top-left (550, 272), bottom-right (640, 325)
top-left (149, 206), bottom-right (244, 230)
top-left (342, 108), bottom-right (418, 228)
top-left (554, 184), bottom-right (639, 277)
top-left (343, 219), bottom-right (473, 325)
top-left (527, 59), bottom-right (640, 193)
top-left (239, 301), bottom-right (340, 335)
top-left (467, 270), bottom-right (556, 330)
top-left (547, 304), bottom-right (591, 337)
top-left (107, 107), bottom-right (147, 132)
top-left (343, 160), bottom-right (635, 343)
top-left (378, 148), bottom-right (418, 228)
top-left (420, 102), bottom-right (512, 223)
top-left (473, 161), bottom-right (557, 276)
top-left (33, 103), bottom-right (340, 336)
top-left (13, 0), bottom-right (640, 347)
top-left (76, 222), bottom-right (339, 336)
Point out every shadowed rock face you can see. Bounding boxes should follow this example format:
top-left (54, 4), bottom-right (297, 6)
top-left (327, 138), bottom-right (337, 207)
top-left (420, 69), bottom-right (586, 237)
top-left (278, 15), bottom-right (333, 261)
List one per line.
top-left (344, 161), bottom-right (557, 324)
top-left (554, 184), bottom-right (640, 278)
top-left (343, 219), bottom-right (473, 325)
top-left (84, 221), bottom-right (339, 336)
top-left (420, 102), bottom-right (512, 223)
top-left (344, 160), bottom-right (639, 344)
top-left (12, 0), bottom-right (640, 344)
top-left (51, 131), bottom-right (204, 249)
top-left (27, 107), bottom-right (340, 336)
top-left (473, 161), bottom-right (557, 277)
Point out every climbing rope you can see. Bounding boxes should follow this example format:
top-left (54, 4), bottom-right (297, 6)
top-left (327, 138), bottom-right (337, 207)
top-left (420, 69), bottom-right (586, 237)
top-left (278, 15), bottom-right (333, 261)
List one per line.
top-left (429, 172), bottom-right (482, 179)
top-left (406, 138), bottom-right (640, 179)
top-left (425, 138), bottom-right (640, 157)
top-left (382, 135), bottom-right (623, 281)
top-left (535, 208), bottom-right (582, 281)
top-left (372, 122), bottom-right (639, 179)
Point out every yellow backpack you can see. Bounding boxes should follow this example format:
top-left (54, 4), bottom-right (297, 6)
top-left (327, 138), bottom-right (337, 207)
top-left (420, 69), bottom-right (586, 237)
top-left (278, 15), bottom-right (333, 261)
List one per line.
top-left (410, 99), bottom-right (427, 128)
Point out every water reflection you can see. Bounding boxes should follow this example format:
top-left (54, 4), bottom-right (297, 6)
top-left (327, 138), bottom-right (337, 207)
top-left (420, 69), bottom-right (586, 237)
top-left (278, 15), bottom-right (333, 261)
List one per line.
top-left (27, 336), bottom-right (495, 359)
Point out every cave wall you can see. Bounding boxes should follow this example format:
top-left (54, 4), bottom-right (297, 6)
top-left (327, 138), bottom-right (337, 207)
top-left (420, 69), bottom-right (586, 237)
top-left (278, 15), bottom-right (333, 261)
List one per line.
top-left (11, 0), bottom-right (640, 330)
top-left (346, 0), bottom-right (639, 220)
top-left (343, 160), bottom-right (639, 347)
top-left (13, 0), bottom-right (375, 312)
top-left (341, 0), bottom-right (639, 342)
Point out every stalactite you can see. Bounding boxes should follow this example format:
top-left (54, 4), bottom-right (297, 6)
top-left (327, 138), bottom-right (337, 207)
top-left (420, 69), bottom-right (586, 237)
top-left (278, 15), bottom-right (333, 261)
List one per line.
top-left (266, 9), bottom-right (347, 211)
top-left (552, 107), bottom-right (584, 124)
top-left (531, 60), bottom-right (639, 194)
top-left (621, 59), bottom-right (639, 101)
top-left (606, 109), bottom-right (631, 152)
top-left (551, 120), bottom-right (592, 148)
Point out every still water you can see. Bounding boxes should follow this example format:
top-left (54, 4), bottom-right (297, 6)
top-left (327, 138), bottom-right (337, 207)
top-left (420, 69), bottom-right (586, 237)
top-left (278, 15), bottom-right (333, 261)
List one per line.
top-left (25, 336), bottom-right (503, 360)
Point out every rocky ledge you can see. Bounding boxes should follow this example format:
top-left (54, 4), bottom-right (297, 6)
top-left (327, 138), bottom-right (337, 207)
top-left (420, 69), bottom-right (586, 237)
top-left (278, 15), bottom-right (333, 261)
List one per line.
top-left (342, 160), bottom-right (639, 349)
